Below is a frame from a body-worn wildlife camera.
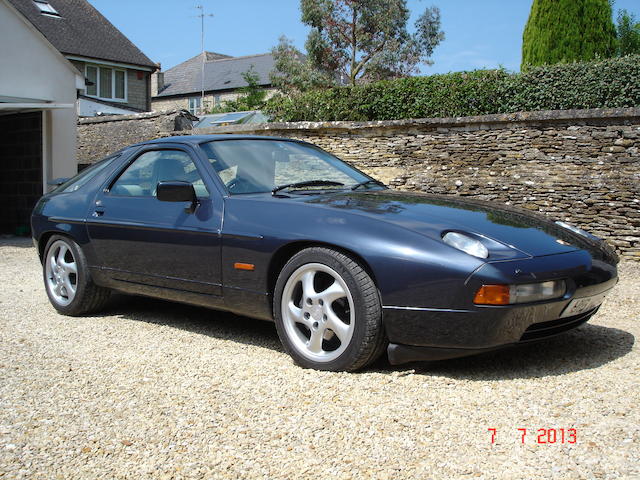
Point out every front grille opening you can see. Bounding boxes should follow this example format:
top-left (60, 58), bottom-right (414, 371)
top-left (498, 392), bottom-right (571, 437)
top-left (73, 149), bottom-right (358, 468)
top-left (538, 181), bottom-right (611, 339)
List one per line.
top-left (519, 308), bottom-right (598, 342)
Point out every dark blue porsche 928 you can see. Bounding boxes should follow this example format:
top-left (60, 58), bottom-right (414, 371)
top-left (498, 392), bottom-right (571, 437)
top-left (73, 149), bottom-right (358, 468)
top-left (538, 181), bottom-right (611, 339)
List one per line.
top-left (31, 135), bottom-right (619, 371)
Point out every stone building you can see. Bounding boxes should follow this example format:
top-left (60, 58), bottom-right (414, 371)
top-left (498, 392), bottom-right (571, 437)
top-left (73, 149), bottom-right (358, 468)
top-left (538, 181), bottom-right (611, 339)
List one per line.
top-left (7, 0), bottom-right (157, 116)
top-left (151, 52), bottom-right (277, 116)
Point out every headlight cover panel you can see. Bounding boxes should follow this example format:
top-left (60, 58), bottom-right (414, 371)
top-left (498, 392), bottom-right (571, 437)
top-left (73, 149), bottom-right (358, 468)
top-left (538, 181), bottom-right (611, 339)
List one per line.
top-left (441, 230), bottom-right (530, 261)
top-left (442, 231), bottom-right (488, 258)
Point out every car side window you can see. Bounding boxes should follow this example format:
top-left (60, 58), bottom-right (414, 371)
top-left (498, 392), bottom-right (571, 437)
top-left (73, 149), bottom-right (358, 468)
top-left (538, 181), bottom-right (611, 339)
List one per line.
top-left (110, 150), bottom-right (210, 198)
top-left (54, 155), bottom-right (119, 193)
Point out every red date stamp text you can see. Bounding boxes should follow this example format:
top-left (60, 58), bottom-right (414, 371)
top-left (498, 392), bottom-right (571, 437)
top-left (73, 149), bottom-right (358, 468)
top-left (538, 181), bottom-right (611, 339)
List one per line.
top-left (488, 428), bottom-right (577, 444)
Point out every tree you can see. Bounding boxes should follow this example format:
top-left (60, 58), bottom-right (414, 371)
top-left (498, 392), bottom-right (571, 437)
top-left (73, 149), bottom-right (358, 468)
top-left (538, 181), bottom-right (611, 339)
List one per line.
top-left (522, 0), bottom-right (617, 69)
top-left (210, 67), bottom-right (267, 113)
top-left (269, 36), bottom-right (336, 94)
top-left (615, 9), bottom-right (640, 56)
top-left (271, 0), bottom-right (444, 91)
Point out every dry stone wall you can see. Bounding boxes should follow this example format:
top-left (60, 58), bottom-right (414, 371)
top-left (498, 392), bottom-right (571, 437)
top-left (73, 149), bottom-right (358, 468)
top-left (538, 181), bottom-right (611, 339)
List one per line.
top-left (77, 110), bottom-right (196, 164)
top-left (195, 108), bottom-right (640, 261)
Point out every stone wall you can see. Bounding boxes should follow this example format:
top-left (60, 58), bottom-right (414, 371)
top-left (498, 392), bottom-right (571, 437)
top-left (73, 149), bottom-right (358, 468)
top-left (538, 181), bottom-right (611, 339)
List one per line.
top-left (195, 108), bottom-right (640, 261)
top-left (152, 92), bottom-right (242, 114)
top-left (151, 87), bottom-right (279, 115)
top-left (126, 69), bottom-right (150, 111)
top-left (151, 96), bottom-right (190, 113)
top-left (76, 109), bottom-right (196, 164)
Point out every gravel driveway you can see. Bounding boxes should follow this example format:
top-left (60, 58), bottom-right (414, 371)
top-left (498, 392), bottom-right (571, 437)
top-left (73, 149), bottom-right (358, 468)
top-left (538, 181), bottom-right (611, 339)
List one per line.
top-left (1, 237), bottom-right (638, 479)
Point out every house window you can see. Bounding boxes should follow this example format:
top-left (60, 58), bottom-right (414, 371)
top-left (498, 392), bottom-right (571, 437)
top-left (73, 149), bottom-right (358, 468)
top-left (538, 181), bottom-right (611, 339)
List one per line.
top-left (189, 97), bottom-right (202, 115)
top-left (84, 65), bottom-right (127, 101)
top-left (99, 68), bottom-right (112, 98)
top-left (33, 0), bottom-right (60, 17)
top-left (213, 95), bottom-right (221, 107)
top-left (86, 66), bottom-right (98, 96)
top-left (114, 71), bottom-right (125, 99)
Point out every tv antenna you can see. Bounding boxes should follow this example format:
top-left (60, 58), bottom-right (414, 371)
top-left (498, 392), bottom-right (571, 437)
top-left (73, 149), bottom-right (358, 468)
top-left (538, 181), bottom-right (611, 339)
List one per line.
top-left (195, 5), bottom-right (214, 115)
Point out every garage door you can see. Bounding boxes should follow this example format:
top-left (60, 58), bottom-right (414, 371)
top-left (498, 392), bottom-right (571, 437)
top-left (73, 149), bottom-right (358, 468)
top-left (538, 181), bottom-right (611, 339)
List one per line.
top-left (0, 112), bottom-right (42, 235)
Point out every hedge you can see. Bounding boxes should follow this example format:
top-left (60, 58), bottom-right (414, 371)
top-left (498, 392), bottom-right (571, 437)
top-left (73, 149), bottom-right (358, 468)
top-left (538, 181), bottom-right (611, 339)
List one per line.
top-left (263, 55), bottom-right (640, 122)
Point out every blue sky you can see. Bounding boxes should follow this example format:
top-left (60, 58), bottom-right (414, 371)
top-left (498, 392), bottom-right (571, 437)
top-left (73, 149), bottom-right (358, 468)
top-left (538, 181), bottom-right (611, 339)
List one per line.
top-left (88, 0), bottom-right (640, 74)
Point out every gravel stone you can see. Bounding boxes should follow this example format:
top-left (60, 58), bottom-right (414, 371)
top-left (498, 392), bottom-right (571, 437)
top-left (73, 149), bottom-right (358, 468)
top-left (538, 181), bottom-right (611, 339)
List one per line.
top-left (1, 237), bottom-right (638, 479)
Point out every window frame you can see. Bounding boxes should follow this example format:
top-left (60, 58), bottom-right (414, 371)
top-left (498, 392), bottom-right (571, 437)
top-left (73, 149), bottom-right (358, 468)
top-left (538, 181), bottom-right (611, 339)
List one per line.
top-left (84, 64), bottom-right (128, 102)
top-left (33, 0), bottom-right (60, 17)
top-left (106, 147), bottom-right (211, 199)
top-left (188, 96), bottom-right (202, 115)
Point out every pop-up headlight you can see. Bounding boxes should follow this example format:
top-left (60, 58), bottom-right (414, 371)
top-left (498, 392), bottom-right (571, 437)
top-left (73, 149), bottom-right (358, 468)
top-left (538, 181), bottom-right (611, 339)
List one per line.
top-left (442, 232), bottom-right (489, 259)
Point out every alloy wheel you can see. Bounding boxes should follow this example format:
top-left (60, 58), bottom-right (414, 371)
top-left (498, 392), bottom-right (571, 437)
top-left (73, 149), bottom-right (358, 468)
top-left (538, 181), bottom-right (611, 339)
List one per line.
top-left (45, 240), bottom-right (78, 306)
top-left (281, 263), bottom-right (355, 362)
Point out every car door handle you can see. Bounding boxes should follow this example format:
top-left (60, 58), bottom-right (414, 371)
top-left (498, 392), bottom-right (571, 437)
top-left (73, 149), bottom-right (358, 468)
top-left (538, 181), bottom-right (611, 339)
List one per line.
top-left (93, 206), bottom-right (105, 217)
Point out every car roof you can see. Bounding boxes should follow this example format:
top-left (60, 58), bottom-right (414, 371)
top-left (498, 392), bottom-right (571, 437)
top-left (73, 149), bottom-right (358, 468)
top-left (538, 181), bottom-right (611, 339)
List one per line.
top-left (133, 134), bottom-right (308, 148)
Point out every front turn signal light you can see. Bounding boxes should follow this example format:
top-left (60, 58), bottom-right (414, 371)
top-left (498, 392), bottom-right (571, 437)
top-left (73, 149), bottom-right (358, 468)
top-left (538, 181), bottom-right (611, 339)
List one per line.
top-left (473, 285), bottom-right (510, 305)
top-left (474, 280), bottom-right (566, 305)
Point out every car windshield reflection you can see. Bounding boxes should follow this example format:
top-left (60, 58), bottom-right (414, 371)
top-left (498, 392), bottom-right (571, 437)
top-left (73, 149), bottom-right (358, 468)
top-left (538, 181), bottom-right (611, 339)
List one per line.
top-left (200, 139), bottom-right (385, 195)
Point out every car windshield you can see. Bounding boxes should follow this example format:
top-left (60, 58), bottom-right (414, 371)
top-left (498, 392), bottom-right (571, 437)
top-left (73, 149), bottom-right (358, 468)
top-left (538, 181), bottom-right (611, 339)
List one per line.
top-left (200, 139), bottom-right (382, 195)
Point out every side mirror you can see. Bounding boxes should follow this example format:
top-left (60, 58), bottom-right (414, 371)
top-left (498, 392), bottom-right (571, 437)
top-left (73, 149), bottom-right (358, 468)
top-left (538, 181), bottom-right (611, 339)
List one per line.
top-left (156, 181), bottom-right (198, 213)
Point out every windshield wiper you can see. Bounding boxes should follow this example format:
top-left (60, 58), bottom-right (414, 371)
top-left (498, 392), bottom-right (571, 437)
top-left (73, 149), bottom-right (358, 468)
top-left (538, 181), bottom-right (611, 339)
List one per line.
top-left (272, 180), bottom-right (345, 195)
top-left (351, 179), bottom-right (386, 190)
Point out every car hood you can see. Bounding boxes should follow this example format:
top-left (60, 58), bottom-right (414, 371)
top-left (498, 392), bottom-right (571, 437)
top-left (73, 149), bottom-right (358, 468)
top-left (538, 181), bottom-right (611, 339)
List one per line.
top-left (288, 189), bottom-right (614, 260)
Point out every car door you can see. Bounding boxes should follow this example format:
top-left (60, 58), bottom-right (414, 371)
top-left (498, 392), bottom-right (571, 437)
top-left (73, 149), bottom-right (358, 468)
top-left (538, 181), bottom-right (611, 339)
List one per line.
top-left (86, 145), bottom-right (223, 296)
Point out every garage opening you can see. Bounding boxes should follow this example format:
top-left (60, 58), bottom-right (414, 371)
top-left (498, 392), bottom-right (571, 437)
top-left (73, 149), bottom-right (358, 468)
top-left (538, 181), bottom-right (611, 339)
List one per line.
top-left (0, 112), bottom-right (42, 235)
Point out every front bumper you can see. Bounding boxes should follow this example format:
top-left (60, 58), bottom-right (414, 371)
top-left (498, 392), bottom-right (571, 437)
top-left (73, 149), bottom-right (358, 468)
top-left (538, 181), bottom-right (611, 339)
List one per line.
top-left (387, 307), bottom-right (598, 364)
top-left (383, 253), bottom-right (618, 365)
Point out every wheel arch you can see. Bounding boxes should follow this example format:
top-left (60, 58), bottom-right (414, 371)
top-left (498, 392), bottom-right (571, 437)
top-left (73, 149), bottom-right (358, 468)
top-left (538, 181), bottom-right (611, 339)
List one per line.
top-left (37, 228), bottom-right (94, 266)
top-left (37, 231), bottom-right (64, 262)
top-left (36, 223), bottom-right (92, 263)
top-left (267, 240), bottom-right (379, 303)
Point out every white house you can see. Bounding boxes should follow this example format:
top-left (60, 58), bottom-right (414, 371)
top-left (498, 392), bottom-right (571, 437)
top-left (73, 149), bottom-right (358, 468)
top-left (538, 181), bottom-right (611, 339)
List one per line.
top-left (0, 0), bottom-right (83, 234)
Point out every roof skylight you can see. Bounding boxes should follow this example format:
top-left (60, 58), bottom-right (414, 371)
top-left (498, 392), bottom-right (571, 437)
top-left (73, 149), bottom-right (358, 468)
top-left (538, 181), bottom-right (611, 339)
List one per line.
top-left (33, 0), bottom-right (61, 17)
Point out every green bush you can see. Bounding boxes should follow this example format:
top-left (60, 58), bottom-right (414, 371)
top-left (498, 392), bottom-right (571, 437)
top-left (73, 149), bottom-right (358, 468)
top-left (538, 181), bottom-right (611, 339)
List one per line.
top-left (263, 55), bottom-right (640, 122)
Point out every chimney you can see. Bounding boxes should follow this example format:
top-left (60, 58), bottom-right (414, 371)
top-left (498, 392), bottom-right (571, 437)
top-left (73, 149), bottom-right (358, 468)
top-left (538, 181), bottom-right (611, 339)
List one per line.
top-left (151, 63), bottom-right (164, 97)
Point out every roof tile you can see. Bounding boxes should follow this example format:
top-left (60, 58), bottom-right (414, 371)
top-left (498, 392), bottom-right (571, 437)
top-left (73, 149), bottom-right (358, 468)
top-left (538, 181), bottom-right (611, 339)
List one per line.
top-left (7, 0), bottom-right (156, 68)
top-left (156, 52), bottom-right (275, 97)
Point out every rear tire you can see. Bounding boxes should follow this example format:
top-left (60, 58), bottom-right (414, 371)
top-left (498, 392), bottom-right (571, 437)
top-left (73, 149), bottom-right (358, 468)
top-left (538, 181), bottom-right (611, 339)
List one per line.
top-left (43, 235), bottom-right (111, 316)
top-left (274, 247), bottom-right (385, 371)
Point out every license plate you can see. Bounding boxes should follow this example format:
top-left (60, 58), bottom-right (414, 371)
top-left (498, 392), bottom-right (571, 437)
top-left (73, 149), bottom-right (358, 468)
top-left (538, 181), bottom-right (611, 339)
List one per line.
top-left (560, 292), bottom-right (608, 318)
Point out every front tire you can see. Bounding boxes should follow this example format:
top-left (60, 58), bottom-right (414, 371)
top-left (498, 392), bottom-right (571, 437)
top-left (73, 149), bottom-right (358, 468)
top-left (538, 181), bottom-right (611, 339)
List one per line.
top-left (43, 235), bottom-right (111, 316)
top-left (274, 247), bottom-right (385, 371)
